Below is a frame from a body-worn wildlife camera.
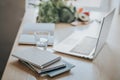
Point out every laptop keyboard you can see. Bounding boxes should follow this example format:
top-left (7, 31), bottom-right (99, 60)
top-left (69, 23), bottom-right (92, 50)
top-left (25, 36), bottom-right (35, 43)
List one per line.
top-left (70, 36), bottom-right (97, 55)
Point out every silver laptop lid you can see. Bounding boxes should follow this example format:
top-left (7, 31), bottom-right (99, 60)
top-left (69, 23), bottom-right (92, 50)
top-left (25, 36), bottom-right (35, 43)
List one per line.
top-left (93, 9), bottom-right (115, 59)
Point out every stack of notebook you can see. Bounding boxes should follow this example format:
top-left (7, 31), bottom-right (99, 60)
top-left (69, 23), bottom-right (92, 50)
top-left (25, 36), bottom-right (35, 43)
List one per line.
top-left (12, 47), bottom-right (75, 77)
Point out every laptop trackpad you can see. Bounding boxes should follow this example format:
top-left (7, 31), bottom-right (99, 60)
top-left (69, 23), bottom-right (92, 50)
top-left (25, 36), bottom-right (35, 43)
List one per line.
top-left (70, 36), bottom-right (97, 55)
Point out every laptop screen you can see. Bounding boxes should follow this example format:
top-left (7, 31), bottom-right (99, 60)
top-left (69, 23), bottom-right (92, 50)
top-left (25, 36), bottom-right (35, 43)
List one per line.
top-left (93, 9), bottom-right (115, 58)
top-left (0, 0), bottom-right (25, 79)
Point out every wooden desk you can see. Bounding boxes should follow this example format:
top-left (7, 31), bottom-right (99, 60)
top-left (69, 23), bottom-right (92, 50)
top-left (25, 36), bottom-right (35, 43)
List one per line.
top-left (2, 11), bottom-right (120, 80)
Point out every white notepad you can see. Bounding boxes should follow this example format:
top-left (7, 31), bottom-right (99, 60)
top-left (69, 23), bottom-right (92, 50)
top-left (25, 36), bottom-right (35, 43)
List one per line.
top-left (12, 47), bottom-right (61, 68)
top-left (19, 34), bottom-right (54, 45)
top-left (19, 23), bottom-right (55, 46)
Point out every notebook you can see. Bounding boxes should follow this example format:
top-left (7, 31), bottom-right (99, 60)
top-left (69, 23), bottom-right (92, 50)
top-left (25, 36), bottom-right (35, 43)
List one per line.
top-left (12, 47), bottom-right (61, 68)
top-left (20, 59), bottom-right (75, 77)
top-left (19, 59), bottom-right (66, 74)
top-left (45, 60), bottom-right (75, 77)
top-left (19, 34), bottom-right (54, 45)
top-left (53, 9), bottom-right (115, 59)
top-left (19, 23), bottom-right (55, 45)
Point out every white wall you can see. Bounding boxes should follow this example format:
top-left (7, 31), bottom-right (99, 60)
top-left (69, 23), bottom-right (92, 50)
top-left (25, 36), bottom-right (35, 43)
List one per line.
top-left (119, 1), bottom-right (120, 14)
top-left (84, 0), bottom-right (110, 12)
top-left (110, 0), bottom-right (120, 14)
top-left (100, 0), bottom-right (110, 11)
top-left (110, 0), bottom-right (119, 9)
top-left (107, 0), bottom-right (120, 55)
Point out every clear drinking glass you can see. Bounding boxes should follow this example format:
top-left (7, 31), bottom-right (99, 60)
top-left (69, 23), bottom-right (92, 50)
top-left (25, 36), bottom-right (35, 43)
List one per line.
top-left (34, 31), bottom-right (50, 50)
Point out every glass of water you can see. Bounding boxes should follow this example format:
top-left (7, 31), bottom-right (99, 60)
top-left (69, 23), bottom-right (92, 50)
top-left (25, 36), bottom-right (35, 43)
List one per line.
top-left (34, 31), bottom-right (50, 50)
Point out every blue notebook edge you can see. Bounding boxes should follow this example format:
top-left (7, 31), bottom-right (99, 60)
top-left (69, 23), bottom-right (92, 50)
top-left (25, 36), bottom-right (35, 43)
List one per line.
top-left (45, 60), bottom-right (75, 77)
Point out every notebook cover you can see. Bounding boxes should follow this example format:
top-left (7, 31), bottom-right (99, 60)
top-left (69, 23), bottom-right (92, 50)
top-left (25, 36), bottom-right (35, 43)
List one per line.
top-left (12, 47), bottom-right (61, 68)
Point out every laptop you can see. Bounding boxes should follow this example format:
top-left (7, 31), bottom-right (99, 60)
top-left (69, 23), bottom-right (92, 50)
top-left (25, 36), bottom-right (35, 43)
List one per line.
top-left (18, 23), bottom-right (55, 45)
top-left (53, 9), bottom-right (115, 59)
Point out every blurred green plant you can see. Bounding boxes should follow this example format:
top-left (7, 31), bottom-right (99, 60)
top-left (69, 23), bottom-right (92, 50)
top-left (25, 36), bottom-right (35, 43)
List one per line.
top-left (36, 0), bottom-right (76, 23)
